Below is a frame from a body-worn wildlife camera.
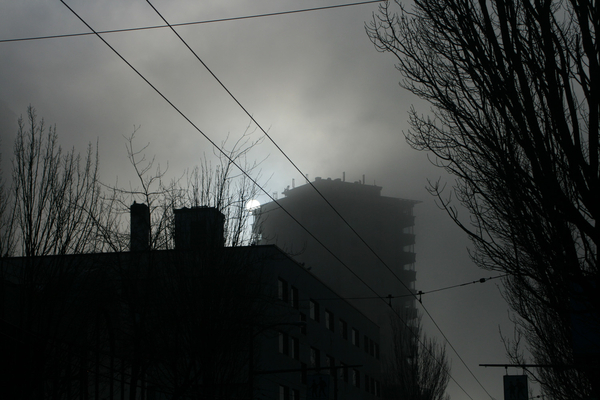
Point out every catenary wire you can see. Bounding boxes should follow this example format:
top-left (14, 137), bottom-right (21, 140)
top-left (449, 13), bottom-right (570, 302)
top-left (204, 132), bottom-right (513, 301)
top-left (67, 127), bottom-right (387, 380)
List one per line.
top-left (57, 0), bottom-right (385, 322)
top-left (56, 2), bottom-right (488, 399)
top-left (0, 1), bottom-right (385, 43)
top-left (55, 2), bottom-right (405, 361)
top-left (65, 2), bottom-right (487, 398)
top-left (307, 274), bottom-right (507, 302)
top-left (144, 0), bottom-right (438, 326)
top-left (55, 3), bottom-right (476, 398)
top-left (142, 2), bottom-right (495, 398)
top-left (419, 274), bottom-right (507, 296)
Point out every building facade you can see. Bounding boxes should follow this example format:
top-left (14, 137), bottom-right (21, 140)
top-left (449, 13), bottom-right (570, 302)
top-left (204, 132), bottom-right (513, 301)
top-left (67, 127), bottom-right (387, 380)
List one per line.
top-left (253, 177), bottom-right (419, 355)
top-left (252, 245), bottom-right (381, 400)
top-left (0, 205), bottom-right (381, 400)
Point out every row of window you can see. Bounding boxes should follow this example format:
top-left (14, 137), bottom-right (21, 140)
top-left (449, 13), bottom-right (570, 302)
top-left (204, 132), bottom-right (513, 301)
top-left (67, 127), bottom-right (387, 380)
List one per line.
top-left (278, 278), bottom-right (299, 309)
top-left (280, 377), bottom-right (380, 399)
top-left (340, 317), bottom-right (380, 359)
top-left (338, 367), bottom-right (381, 396)
top-left (278, 332), bottom-right (300, 360)
top-left (278, 278), bottom-right (380, 359)
top-left (279, 376), bottom-right (380, 400)
top-left (279, 385), bottom-right (299, 400)
top-left (278, 340), bottom-right (381, 396)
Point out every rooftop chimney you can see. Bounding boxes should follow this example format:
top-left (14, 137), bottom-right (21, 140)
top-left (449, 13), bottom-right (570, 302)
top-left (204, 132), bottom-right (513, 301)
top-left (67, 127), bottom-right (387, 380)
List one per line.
top-left (130, 202), bottom-right (150, 251)
top-left (174, 207), bottom-right (225, 251)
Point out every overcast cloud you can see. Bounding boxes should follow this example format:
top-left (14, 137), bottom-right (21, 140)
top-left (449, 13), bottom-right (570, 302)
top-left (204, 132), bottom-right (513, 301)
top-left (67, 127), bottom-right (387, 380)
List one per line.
top-left (1, 1), bottom-right (517, 399)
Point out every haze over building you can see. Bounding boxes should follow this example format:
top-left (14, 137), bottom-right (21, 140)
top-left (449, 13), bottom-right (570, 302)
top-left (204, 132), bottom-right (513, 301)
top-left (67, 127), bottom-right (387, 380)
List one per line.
top-left (1, 204), bottom-right (383, 399)
top-left (253, 176), bottom-right (420, 353)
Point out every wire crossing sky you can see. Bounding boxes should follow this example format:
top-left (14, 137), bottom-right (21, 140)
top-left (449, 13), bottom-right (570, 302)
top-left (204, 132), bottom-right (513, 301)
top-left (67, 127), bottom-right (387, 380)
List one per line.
top-left (58, 2), bottom-right (490, 395)
top-left (1, 1), bottom-right (386, 43)
top-left (0, 1), bottom-right (518, 399)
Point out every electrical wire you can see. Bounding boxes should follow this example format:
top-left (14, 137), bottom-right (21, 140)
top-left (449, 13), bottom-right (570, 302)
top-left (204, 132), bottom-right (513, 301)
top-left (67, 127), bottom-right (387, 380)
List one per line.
top-left (305, 274), bottom-right (507, 302)
top-left (0, 1), bottom-right (386, 43)
top-left (56, 2), bottom-right (493, 398)
top-left (141, 2), bottom-right (495, 398)
top-left (417, 274), bottom-right (507, 296)
top-left (56, 0), bottom-right (389, 332)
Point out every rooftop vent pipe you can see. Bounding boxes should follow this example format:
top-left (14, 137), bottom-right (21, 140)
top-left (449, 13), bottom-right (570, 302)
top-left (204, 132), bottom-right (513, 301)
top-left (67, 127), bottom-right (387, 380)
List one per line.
top-left (130, 202), bottom-right (150, 251)
top-left (174, 206), bottom-right (225, 251)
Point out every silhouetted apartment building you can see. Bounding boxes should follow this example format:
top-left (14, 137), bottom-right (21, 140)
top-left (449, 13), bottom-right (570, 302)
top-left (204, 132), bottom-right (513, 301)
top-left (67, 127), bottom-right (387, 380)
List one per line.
top-left (256, 245), bottom-right (382, 400)
top-left (0, 204), bottom-right (380, 400)
top-left (253, 176), bottom-right (419, 354)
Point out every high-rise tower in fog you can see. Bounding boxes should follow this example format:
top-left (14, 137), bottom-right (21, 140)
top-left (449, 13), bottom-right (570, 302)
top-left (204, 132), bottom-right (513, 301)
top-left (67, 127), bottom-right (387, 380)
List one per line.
top-left (253, 176), bottom-right (419, 351)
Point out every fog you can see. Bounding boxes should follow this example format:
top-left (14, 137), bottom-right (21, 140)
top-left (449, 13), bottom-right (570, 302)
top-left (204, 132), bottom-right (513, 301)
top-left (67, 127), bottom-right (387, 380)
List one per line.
top-left (1, 1), bottom-right (518, 398)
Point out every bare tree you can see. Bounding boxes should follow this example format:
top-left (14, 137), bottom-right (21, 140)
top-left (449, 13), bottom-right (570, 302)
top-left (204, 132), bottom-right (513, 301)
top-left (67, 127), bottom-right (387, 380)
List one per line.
top-left (0, 106), bottom-right (107, 400)
top-left (100, 126), bottom-right (265, 251)
top-left (1, 108), bottom-right (270, 399)
top-left (367, 0), bottom-right (599, 398)
top-left (384, 309), bottom-right (450, 400)
top-left (10, 106), bottom-right (102, 256)
top-left (182, 131), bottom-right (265, 247)
top-left (0, 147), bottom-right (16, 257)
top-left (95, 126), bottom-right (269, 399)
top-left (135, 249), bottom-right (272, 400)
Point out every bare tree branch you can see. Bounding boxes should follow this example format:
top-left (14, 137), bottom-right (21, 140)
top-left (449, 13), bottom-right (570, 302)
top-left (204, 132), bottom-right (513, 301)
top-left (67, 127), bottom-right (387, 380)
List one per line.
top-left (367, 0), bottom-right (599, 397)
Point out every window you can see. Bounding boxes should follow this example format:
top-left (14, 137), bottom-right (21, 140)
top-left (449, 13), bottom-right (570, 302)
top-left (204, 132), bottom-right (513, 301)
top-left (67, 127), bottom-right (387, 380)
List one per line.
top-left (310, 347), bottom-right (320, 369)
top-left (325, 310), bottom-right (334, 331)
top-left (279, 386), bottom-right (299, 400)
top-left (291, 389), bottom-right (299, 400)
top-left (279, 332), bottom-right (289, 355)
top-left (300, 313), bottom-right (307, 334)
top-left (279, 385), bottom-right (289, 400)
top-left (340, 362), bottom-right (348, 382)
top-left (375, 380), bottom-right (381, 397)
top-left (326, 354), bottom-right (335, 376)
top-left (340, 319), bottom-right (348, 340)
top-left (290, 286), bottom-right (299, 309)
top-left (352, 328), bottom-right (360, 347)
top-left (365, 374), bottom-right (370, 393)
top-left (375, 343), bottom-right (380, 359)
top-left (278, 278), bottom-right (288, 301)
top-left (309, 299), bottom-right (320, 321)
top-left (353, 369), bottom-right (360, 388)
top-left (291, 336), bottom-right (299, 360)
top-left (364, 336), bottom-right (375, 356)
top-left (301, 362), bottom-right (307, 384)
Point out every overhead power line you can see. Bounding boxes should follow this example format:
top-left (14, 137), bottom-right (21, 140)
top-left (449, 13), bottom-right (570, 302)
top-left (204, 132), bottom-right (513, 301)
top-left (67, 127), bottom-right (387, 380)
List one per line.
top-left (57, 2), bottom-right (493, 398)
top-left (308, 274), bottom-right (507, 302)
top-left (141, 2), bottom-right (494, 397)
top-left (55, 0), bottom-right (396, 357)
top-left (417, 274), bottom-right (507, 297)
top-left (0, 1), bottom-right (385, 43)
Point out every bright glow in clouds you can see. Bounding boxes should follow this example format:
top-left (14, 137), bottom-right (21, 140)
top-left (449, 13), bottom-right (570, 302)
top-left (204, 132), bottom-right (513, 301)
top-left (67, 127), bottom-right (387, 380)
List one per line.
top-left (245, 199), bottom-right (260, 211)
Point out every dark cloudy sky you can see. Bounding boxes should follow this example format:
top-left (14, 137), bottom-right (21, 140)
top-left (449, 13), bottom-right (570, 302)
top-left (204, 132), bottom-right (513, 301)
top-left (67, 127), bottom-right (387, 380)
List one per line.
top-left (1, 1), bottom-right (523, 398)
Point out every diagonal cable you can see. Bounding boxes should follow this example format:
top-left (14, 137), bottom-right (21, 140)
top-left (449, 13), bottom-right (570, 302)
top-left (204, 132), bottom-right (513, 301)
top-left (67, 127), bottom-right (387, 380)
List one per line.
top-left (1, 1), bottom-right (386, 43)
top-left (58, 2), bottom-right (493, 398)
top-left (143, 2), bottom-right (496, 398)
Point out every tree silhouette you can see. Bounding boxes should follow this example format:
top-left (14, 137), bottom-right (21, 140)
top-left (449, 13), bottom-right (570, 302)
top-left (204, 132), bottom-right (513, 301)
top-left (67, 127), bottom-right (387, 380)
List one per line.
top-left (383, 310), bottom-right (450, 400)
top-left (367, 0), bottom-right (599, 397)
top-left (8, 105), bottom-right (101, 257)
top-left (0, 106), bottom-right (104, 399)
top-left (0, 108), bottom-right (269, 399)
